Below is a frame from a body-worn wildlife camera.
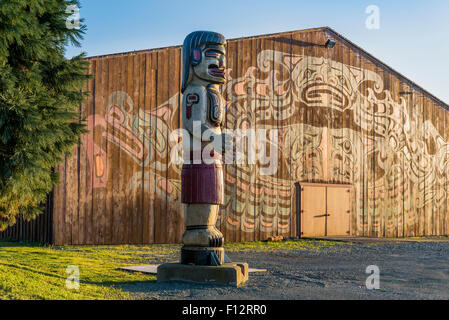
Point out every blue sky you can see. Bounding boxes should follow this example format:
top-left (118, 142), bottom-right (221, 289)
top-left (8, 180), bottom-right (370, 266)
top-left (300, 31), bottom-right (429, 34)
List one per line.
top-left (67, 0), bottom-right (449, 103)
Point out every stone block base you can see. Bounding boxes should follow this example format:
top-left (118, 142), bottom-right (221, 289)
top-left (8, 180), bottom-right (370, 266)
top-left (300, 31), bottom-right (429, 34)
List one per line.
top-left (157, 262), bottom-right (249, 287)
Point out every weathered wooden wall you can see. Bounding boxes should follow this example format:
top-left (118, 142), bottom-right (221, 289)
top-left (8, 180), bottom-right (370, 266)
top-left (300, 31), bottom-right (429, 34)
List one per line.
top-left (0, 193), bottom-right (53, 243)
top-left (51, 27), bottom-right (449, 244)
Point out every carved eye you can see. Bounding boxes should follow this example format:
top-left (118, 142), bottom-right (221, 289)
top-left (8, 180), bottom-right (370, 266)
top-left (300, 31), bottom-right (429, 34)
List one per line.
top-left (205, 51), bottom-right (219, 58)
top-left (204, 50), bottom-right (222, 58)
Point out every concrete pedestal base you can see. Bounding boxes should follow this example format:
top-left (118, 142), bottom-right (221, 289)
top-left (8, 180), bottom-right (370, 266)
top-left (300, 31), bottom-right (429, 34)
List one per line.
top-left (157, 262), bottom-right (249, 287)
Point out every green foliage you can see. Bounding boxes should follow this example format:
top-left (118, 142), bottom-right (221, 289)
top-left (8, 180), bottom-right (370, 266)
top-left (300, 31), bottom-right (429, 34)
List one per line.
top-left (0, 0), bottom-right (90, 230)
top-left (0, 242), bottom-right (178, 299)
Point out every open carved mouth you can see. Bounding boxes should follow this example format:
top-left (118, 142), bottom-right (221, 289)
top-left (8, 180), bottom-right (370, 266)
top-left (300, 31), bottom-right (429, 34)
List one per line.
top-left (208, 64), bottom-right (225, 78)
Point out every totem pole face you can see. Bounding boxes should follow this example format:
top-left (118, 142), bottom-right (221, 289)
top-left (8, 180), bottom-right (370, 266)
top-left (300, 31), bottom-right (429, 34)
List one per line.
top-left (192, 44), bottom-right (226, 84)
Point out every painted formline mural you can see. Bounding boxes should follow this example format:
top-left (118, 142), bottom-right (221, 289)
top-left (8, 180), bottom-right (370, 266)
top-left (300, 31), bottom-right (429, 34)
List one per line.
top-left (83, 49), bottom-right (449, 237)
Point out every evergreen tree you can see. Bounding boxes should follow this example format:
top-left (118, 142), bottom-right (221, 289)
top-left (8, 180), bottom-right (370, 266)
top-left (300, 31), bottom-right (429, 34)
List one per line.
top-left (0, 0), bottom-right (90, 230)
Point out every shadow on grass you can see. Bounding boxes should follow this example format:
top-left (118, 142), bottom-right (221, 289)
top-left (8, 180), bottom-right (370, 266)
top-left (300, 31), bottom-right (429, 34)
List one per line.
top-left (1, 260), bottom-right (158, 288)
top-left (0, 262), bottom-right (66, 280)
top-left (0, 240), bottom-right (50, 248)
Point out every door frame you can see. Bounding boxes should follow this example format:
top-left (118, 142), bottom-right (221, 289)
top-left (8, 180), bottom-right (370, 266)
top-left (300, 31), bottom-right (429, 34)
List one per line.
top-left (296, 182), bottom-right (352, 238)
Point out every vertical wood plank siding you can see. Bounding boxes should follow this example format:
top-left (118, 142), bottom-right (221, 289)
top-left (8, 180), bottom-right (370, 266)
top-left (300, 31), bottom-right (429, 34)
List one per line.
top-left (0, 193), bottom-right (53, 243)
top-left (5, 27), bottom-right (448, 244)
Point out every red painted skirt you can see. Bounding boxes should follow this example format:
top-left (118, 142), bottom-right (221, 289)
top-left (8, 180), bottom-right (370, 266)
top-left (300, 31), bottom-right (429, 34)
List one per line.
top-left (181, 163), bottom-right (224, 204)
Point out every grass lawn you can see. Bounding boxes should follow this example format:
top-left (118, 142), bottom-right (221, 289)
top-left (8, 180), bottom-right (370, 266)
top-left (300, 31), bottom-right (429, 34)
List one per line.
top-left (0, 239), bottom-right (341, 300)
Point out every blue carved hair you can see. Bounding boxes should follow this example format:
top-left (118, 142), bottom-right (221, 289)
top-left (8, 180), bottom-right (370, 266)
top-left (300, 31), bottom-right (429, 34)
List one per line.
top-left (181, 31), bottom-right (226, 93)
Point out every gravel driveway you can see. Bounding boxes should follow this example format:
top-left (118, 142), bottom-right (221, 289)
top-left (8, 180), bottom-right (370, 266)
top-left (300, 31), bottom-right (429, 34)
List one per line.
top-left (120, 241), bottom-right (449, 300)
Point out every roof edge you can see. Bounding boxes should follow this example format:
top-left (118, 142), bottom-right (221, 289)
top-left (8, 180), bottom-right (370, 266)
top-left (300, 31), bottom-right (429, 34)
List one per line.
top-left (323, 27), bottom-right (449, 109)
top-left (85, 26), bottom-right (448, 108)
top-left (86, 27), bottom-right (329, 60)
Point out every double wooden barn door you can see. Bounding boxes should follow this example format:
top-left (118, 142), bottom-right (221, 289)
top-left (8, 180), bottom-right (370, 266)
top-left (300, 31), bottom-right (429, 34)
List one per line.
top-left (298, 183), bottom-right (351, 237)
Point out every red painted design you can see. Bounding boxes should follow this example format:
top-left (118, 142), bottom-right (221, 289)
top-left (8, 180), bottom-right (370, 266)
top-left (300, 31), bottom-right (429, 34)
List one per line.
top-left (205, 51), bottom-right (218, 58)
top-left (181, 164), bottom-right (224, 204)
top-left (81, 114), bottom-right (108, 195)
top-left (186, 93), bottom-right (199, 119)
top-left (193, 49), bottom-right (201, 60)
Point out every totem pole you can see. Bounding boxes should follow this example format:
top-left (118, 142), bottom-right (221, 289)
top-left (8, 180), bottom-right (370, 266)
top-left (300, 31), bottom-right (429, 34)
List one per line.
top-left (157, 31), bottom-right (248, 286)
top-left (180, 31), bottom-right (228, 265)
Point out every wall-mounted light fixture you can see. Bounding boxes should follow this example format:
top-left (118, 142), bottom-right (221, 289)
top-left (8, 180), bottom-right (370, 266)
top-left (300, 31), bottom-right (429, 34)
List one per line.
top-left (325, 39), bottom-right (336, 48)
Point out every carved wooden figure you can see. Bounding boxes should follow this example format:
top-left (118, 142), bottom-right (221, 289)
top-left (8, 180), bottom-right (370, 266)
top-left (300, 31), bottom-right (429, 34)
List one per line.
top-left (180, 31), bottom-right (229, 265)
